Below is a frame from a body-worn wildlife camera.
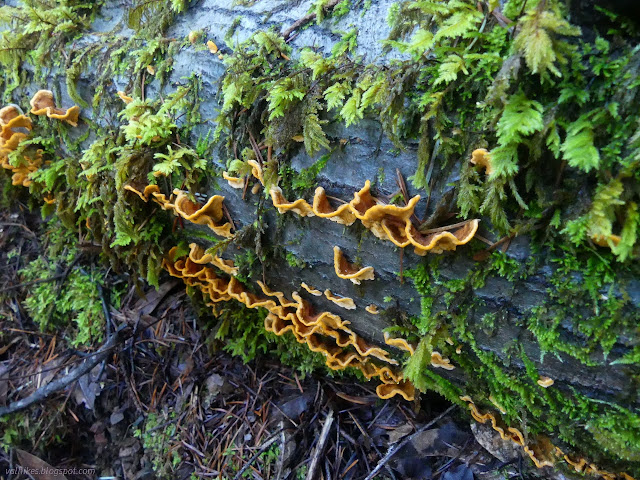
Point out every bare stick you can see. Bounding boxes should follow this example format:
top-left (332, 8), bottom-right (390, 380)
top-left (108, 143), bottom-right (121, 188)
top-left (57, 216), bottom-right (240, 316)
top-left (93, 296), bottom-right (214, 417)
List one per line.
top-left (305, 409), bottom-right (335, 480)
top-left (232, 428), bottom-right (285, 480)
top-left (1, 274), bottom-right (66, 292)
top-left (282, 0), bottom-right (341, 41)
top-left (419, 219), bottom-right (477, 234)
top-left (364, 405), bottom-right (456, 480)
top-left (0, 326), bottom-right (124, 417)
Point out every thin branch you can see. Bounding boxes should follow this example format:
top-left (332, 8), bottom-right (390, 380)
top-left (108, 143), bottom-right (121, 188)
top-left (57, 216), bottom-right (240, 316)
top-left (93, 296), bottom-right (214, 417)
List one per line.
top-left (305, 409), bottom-right (335, 480)
top-left (231, 428), bottom-right (285, 480)
top-left (0, 325), bottom-right (125, 417)
top-left (364, 405), bottom-right (456, 480)
top-left (282, 0), bottom-right (342, 41)
top-left (1, 274), bottom-right (66, 292)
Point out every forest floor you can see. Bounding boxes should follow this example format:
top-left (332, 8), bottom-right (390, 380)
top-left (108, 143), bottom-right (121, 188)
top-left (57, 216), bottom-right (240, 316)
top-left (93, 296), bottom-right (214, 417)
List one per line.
top-left (0, 201), bottom-right (551, 480)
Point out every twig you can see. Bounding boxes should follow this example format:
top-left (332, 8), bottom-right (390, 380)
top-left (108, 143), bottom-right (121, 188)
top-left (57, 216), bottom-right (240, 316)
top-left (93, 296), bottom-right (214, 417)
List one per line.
top-left (1, 274), bottom-right (66, 292)
top-left (0, 222), bottom-right (37, 237)
top-left (305, 409), bottom-right (335, 480)
top-left (419, 219), bottom-right (477, 234)
top-left (282, 0), bottom-right (341, 41)
top-left (0, 325), bottom-right (125, 417)
top-left (94, 282), bottom-right (112, 383)
top-left (232, 428), bottom-right (284, 480)
top-left (247, 130), bottom-right (264, 166)
top-left (364, 405), bottom-right (456, 480)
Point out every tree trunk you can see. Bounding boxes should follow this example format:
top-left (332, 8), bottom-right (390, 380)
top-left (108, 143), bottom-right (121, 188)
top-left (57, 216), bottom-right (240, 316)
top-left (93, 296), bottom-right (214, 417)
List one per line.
top-left (2, 0), bottom-right (640, 476)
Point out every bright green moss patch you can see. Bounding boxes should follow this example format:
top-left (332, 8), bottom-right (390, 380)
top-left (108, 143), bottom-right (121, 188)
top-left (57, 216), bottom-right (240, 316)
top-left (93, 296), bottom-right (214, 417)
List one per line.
top-left (403, 245), bottom-right (640, 471)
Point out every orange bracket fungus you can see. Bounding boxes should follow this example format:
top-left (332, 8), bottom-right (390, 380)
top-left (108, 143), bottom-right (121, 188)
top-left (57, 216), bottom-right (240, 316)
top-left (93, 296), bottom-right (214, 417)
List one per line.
top-left (312, 187), bottom-right (356, 225)
top-left (430, 351), bottom-right (455, 370)
top-left (207, 40), bottom-right (219, 54)
top-left (124, 184), bottom-right (162, 203)
top-left (223, 171), bottom-right (244, 189)
top-left (0, 103), bottom-right (43, 188)
top-left (365, 304), bottom-right (379, 315)
top-left (0, 104), bottom-right (25, 126)
top-left (29, 90), bottom-right (80, 127)
top-left (536, 376), bottom-right (554, 388)
top-left (333, 246), bottom-right (374, 284)
top-left (458, 396), bottom-right (630, 479)
top-left (591, 233), bottom-right (622, 248)
top-left (117, 91), bottom-right (133, 104)
top-left (124, 185), bottom-right (234, 238)
top-left (406, 220), bottom-right (480, 255)
top-left (470, 148), bottom-right (493, 175)
top-left (266, 180), bottom-right (479, 256)
top-left (383, 332), bottom-right (416, 356)
top-left (376, 380), bottom-right (415, 401)
top-left (270, 186), bottom-right (315, 217)
top-left (350, 180), bottom-right (420, 225)
top-left (163, 244), bottom-right (413, 402)
top-left (301, 282), bottom-right (322, 296)
top-left (187, 243), bottom-right (238, 276)
top-left (172, 189), bottom-right (234, 238)
top-left (247, 160), bottom-right (264, 185)
top-left (324, 289), bottom-right (356, 310)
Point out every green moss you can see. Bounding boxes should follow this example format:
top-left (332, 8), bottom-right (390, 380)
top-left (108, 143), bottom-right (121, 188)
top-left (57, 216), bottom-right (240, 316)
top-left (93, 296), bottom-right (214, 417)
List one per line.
top-left (285, 251), bottom-right (307, 269)
top-left (403, 241), bottom-right (640, 471)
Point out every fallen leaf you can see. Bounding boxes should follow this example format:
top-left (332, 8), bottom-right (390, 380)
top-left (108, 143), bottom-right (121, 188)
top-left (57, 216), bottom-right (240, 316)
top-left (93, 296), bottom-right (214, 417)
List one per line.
top-left (442, 463), bottom-right (474, 480)
top-left (387, 423), bottom-right (413, 444)
top-left (110, 410), bottom-right (125, 425)
top-left (15, 449), bottom-right (68, 480)
top-left (132, 280), bottom-right (179, 316)
top-left (73, 365), bottom-right (103, 410)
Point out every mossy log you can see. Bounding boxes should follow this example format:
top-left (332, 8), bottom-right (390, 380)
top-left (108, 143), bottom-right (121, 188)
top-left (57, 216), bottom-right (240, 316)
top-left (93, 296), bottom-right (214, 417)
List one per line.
top-left (2, 0), bottom-right (640, 477)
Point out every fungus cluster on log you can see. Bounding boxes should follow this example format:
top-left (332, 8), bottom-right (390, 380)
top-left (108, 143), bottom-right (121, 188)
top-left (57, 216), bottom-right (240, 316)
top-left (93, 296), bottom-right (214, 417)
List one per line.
top-left (267, 180), bottom-right (479, 255)
top-left (162, 243), bottom-right (415, 402)
top-left (127, 153), bottom-right (640, 479)
top-left (1, 91), bottom-right (79, 189)
top-left (459, 395), bottom-right (634, 480)
top-left (124, 185), bottom-right (234, 238)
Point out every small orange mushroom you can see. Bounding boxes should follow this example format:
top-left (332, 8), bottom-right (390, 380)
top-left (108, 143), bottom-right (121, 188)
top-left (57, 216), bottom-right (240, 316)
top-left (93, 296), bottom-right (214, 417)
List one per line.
top-left (301, 282), bottom-right (322, 296)
top-left (470, 148), bottom-right (493, 175)
top-left (430, 351), bottom-right (455, 370)
top-left (333, 246), bottom-right (374, 284)
top-left (365, 304), bottom-right (379, 315)
top-left (537, 376), bottom-right (554, 388)
top-left (29, 90), bottom-right (80, 126)
top-left (324, 289), bottom-right (356, 310)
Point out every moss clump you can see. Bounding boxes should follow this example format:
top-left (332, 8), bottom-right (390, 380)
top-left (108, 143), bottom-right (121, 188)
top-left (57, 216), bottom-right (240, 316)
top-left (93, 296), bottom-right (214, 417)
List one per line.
top-left (402, 246), bottom-right (640, 472)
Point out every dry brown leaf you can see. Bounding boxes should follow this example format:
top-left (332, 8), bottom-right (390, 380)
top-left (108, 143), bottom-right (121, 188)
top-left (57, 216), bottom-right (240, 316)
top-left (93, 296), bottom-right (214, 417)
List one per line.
top-left (15, 449), bottom-right (69, 480)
